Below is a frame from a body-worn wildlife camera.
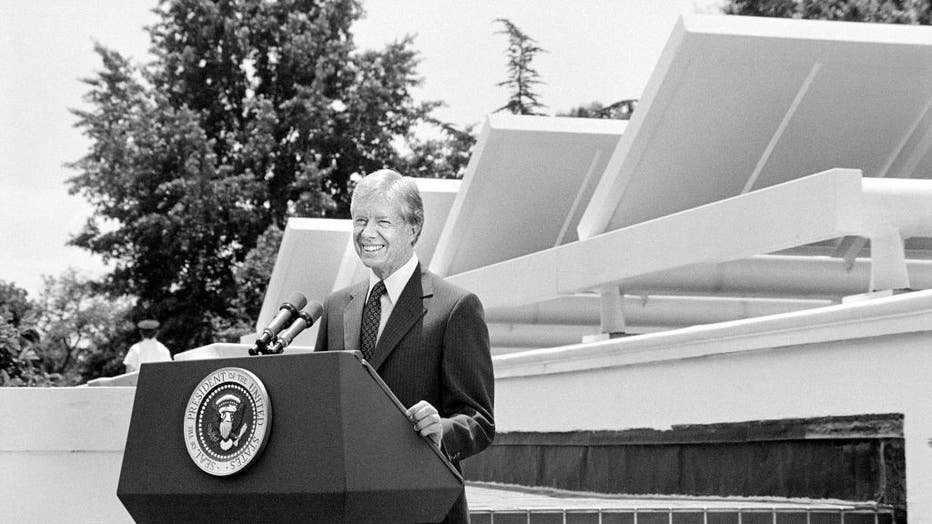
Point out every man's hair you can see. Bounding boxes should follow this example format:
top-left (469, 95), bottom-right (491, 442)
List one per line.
top-left (351, 169), bottom-right (424, 243)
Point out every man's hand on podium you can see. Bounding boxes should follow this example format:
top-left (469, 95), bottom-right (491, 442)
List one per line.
top-left (406, 400), bottom-right (443, 449)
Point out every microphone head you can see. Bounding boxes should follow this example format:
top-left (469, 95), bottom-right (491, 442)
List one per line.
top-left (282, 292), bottom-right (308, 311)
top-left (300, 301), bottom-right (324, 323)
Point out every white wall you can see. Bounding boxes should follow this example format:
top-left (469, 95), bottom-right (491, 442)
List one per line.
top-left (0, 387), bottom-right (135, 523)
top-left (494, 290), bottom-right (932, 522)
top-left (2, 292), bottom-right (930, 522)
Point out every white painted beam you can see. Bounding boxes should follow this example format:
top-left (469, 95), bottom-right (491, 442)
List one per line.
top-left (861, 178), bottom-right (932, 239)
top-left (488, 323), bottom-right (596, 348)
top-left (485, 294), bottom-right (834, 328)
top-left (450, 169), bottom-right (863, 309)
top-left (618, 255), bottom-right (932, 299)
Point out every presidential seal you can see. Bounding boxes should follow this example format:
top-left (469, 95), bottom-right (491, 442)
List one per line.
top-left (183, 367), bottom-right (272, 476)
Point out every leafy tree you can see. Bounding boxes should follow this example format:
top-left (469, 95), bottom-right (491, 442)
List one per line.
top-left (31, 268), bottom-right (135, 384)
top-left (0, 280), bottom-right (51, 386)
top-left (0, 280), bottom-right (36, 329)
top-left (494, 18), bottom-right (547, 115)
top-left (722, 0), bottom-right (931, 24)
top-left (402, 121), bottom-right (477, 179)
top-left (68, 0), bottom-right (450, 351)
top-left (212, 223), bottom-right (284, 343)
top-left (560, 99), bottom-right (639, 120)
top-left (0, 318), bottom-right (55, 386)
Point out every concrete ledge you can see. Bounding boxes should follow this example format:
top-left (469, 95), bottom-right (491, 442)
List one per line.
top-left (0, 386), bottom-right (134, 452)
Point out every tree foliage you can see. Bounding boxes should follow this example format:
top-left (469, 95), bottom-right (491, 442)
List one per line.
top-left (0, 280), bottom-right (49, 386)
top-left (32, 269), bottom-right (135, 384)
top-left (494, 18), bottom-right (547, 115)
top-left (68, 0), bottom-right (454, 351)
top-left (1, 272), bottom-right (135, 386)
top-left (211, 223), bottom-right (284, 343)
top-left (560, 99), bottom-right (639, 120)
top-left (722, 0), bottom-right (931, 24)
top-left (0, 318), bottom-right (53, 387)
top-left (401, 121), bottom-right (477, 179)
top-left (0, 280), bottom-right (36, 329)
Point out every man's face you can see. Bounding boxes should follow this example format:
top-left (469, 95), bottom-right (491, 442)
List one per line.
top-left (352, 196), bottom-right (417, 280)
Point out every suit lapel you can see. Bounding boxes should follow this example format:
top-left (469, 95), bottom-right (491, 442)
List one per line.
top-left (368, 267), bottom-right (432, 371)
top-left (342, 280), bottom-right (368, 352)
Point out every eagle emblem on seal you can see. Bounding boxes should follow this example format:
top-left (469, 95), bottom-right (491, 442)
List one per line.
top-left (208, 393), bottom-right (250, 451)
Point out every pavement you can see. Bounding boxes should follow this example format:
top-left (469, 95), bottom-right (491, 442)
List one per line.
top-left (465, 482), bottom-right (892, 513)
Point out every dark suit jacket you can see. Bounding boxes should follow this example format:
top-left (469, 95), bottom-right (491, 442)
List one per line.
top-left (315, 265), bottom-right (495, 524)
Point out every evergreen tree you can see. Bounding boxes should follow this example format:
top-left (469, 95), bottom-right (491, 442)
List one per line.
top-left (494, 18), bottom-right (547, 115)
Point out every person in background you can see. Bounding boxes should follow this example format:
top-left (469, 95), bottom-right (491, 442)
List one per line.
top-left (123, 319), bottom-right (172, 373)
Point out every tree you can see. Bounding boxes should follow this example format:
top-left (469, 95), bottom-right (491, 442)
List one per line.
top-left (0, 280), bottom-right (36, 330)
top-left (31, 268), bottom-right (135, 384)
top-left (213, 223), bottom-right (283, 343)
top-left (560, 99), bottom-right (639, 120)
top-left (494, 18), bottom-right (547, 115)
top-left (68, 0), bottom-right (450, 351)
top-left (0, 280), bottom-right (51, 386)
top-left (0, 318), bottom-right (51, 386)
top-left (722, 0), bottom-right (931, 24)
top-left (402, 121), bottom-right (477, 179)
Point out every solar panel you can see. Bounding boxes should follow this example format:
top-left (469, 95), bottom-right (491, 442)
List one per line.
top-left (578, 15), bottom-right (932, 238)
top-left (429, 115), bottom-right (626, 277)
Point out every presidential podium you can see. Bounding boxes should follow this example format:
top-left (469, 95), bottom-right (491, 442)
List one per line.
top-left (117, 350), bottom-right (463, 523)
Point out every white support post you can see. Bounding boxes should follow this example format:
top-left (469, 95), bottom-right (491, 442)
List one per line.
top-left (600, 285), bottom-right (626, 335)
top-left (582, 285), bottom-right (627, 343)
top-left (869, 229), bottom-right (910, 292)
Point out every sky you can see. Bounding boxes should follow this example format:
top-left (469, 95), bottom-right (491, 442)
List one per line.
top-left (0, 0), bottom-right (722, 297)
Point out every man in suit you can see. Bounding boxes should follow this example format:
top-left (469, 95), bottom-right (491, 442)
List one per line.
top-left (315, 169), bottom-right (495, 524)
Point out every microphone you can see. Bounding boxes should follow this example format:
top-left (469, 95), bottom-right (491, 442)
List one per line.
top-left (268, 301), bottom-right (324, 354)
top-left (250, 292), bottom-right (308, 355)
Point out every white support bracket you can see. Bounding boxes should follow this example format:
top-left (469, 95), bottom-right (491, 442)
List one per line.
top-left (582, 286), bottom-right (628, 343)
top-left (449, 169), bottom-right (863, 310)
top-left (869, 229), bottom-right (910, 292)
top-left (599, 285), bottom-right (626, 335)
top-left (858, 177), bottom-right (932, 295)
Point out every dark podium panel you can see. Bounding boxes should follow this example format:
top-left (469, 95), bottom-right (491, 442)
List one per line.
top-left (118, 351), bottom-right (463, 523)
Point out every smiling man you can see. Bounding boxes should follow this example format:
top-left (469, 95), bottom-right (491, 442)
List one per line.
top-left (314, 169), bottom-right (495, 524)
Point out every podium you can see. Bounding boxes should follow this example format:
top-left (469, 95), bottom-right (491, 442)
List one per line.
top-left (117, 351), bottom-right (463, 523)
